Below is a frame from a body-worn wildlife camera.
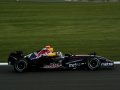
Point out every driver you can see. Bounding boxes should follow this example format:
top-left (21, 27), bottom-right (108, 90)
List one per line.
top-left (37, 45), bottom-right (56, 57)
top-left (28, 45), bottom-right (58, 60)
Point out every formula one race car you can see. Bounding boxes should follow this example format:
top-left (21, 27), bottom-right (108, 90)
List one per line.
top-left (8, 51), bottom-right (114, 72)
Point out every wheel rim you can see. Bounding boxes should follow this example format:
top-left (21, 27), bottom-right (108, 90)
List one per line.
top-left (15, 61), bottom-right (27, 72)
top-left (18, 62), bottom-right (25, 69)
top-left (88, 58), bottom-right (100, 69)
top-left (90, 60), bottom-right (98, 68)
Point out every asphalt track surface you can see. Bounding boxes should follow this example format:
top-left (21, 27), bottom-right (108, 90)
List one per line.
top-left (0, 65), bottom-right (120, 90)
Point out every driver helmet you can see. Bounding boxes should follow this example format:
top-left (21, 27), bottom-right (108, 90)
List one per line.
top-left (48, 48), bottom-right (53, 52)
top-left (45, 45), bottom-right (51, 49)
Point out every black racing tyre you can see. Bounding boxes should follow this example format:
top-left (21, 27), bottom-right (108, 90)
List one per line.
top-left (87, 57), bottom-right (101, 71)
top-left (14, 60), bottom-right (28, 72)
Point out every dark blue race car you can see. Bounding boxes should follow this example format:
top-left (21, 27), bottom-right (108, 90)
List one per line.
top-left (8, 51), bottom-right (114, 72)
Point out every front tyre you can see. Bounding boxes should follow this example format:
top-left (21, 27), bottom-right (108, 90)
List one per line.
top-left (14, 60), bottom-right (28, 72)
top-left (87, 57), bottom-right (101, 71)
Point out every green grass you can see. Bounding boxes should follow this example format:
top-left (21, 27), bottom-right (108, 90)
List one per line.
top-left (0, 1), bottom-right (120, 62)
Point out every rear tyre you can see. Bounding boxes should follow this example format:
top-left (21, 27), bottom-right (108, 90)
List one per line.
top-left (87, 57), bottom-right (101, 71)
top-left (14, 60), bottom-right (28, 72)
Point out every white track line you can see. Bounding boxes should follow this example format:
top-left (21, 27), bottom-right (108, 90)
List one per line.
top-left (114, 61), bottom-right (120, 64)
top-left (0, 61), bottom-right (120, 66)
top-left (0, 63), bottom-right (8, 65)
